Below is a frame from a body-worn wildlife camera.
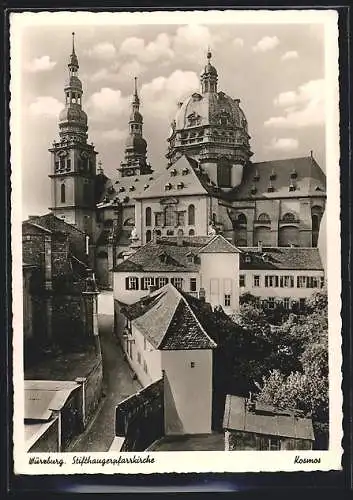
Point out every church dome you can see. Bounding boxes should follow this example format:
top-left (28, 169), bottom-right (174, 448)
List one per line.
top-left (59, 105), bottom-right (88, 125)
top-left (130, 110), bottom-right (143, 123)
top-left (65, 75), bottom-right (82, 90)
top-left (174, 91), bottom-right (248, 132)
top-left (125, 134), bottom-right (147, 153)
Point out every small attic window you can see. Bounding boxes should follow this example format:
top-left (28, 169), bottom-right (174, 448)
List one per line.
top-left (114, 197), bottom-right (120, 204)
top-left (144, 184), bottom-right (149, 190)
top-left (115, 180), bottom-right (120, 184)
top-left (165, 183), bottom-right (172, 191)
top-left (251, 185), bottom-right (257, 195)
top-left (170, 168), bottom-right (177, 176)
top-left (129, 185), bottom-right (135, 191)
top-left (149, 176), bottom-right (154, 181)
top-left (182, 168), bottom-right (189, 175)
top-left (267, 185), bottom-right (275, 193)
top-left (159, 252), bottom-right (169, 264)
top-left (119, 186), bottom-right (125, 192)
top-left (187, 253), bottom-right (196, 264)
top-left (269, 169), bottom-right (276, 181)
top-left (290, 169), bottom-right (298, 179)
top-left (177, 182), bottom-right (184, 190)
top-left (253, 171), bottom-right (260, 182)
top-left (135, 178), bottom-right (139, 182)
top-left (289, 183), bottom-right (296, 192)
top-left (245, 255), bottom-right (252, 264)
top-left (123, 196), bottom-right (129, 203)
top-left (315, 186), bottom-right (322, 192)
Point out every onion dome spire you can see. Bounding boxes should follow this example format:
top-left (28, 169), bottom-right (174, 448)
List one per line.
top-left (200, 48), bottom-right (218, 93)
top-left (69, 32), bottom-right (79, 71)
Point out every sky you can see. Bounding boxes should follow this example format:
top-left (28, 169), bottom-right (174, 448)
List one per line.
top-left (13, 13), bottom-right (327, 218)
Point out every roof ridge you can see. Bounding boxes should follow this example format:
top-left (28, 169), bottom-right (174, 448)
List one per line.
top-left (156, 284), bottom-right (183, 348)
top-left (178, 292), bottom-right (217, 348)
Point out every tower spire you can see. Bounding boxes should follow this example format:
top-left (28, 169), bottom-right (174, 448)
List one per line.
top-left (200, 48), bottom-right (218, 93)
top-left (72, 31), bottom-right (76, 55)
top-left (132, 76), bottom-right (140, 108)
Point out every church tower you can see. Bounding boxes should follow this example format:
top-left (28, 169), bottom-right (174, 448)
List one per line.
top-left (118, 77), bottom-right (153, 177)
top-left (49, 33), bottom-right (98, 238)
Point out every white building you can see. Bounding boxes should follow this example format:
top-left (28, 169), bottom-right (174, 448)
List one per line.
top-left (119, 283), bottom-right (217, 435)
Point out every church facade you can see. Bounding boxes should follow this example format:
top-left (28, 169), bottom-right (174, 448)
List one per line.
top-left (48, 36), bottom-right (327, 292)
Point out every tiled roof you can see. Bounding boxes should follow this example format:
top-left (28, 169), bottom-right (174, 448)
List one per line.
top-left (199, 234), bottom-right (242, 254)
top-left (124, 284), bottom-right (217, 350)
top-left (133, 156), bottom-right (209, 199)
top-left (240, 247), bottom-right (324, 270)
top-left (223, 395), bottom-right (314, 441)
top-left (231, 156), bottom-right (326, 200)
top-left (97, 171), bottom-right (158, 208)
top-left (113, 236), bottom-right (212, 272)
top-left (23, 213), bottom-right (85, 234)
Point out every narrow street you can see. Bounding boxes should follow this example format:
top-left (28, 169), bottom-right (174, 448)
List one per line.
top-left (70, 292), bottom-right (141, 452)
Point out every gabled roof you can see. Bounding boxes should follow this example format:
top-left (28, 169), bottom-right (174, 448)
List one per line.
top-left (124, 284), bottom-right (217, 350)
top-left (24, 380), bottom-right (80, 421)
top-left (97, 171), bottom-right (157, 207)
top-left (231, 156), bottom-right (326, 200)
top-left (199, 234), bottom-right (242, 254)
top-left (23, 213), bottom-right (85, 234)
top-left (223, 395), bottom-right (314, 441)
top-left (133, 156), bottom-right (210, 199)
top-left (113, 236), bottom-right (212, 273)
top-left (240, 247), bottom-right (324, 271)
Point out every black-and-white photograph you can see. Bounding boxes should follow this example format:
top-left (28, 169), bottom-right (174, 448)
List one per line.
top-left (11, 10), bottom-right (341, 474)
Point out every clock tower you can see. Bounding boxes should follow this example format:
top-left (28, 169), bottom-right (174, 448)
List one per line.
top-left (49, 33), bottom-right (98, 239)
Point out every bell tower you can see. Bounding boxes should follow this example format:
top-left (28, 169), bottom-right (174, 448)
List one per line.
top-left (49, 32), bottom-right (98, 238)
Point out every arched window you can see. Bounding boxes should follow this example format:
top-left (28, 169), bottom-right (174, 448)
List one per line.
top-left (146, 230), bottom-right (151, 242)
top-left (189, 229), bottom-right (195, 236)
top-left (165, 206), bottom-right (174, 226)
top-left (188, 204), bottom-right (195, 225)
top-left (177, 229), bottom-right (184, 237)
top-left (282, 212), bottom-right (296, 223)
top-left (237, 213), bottom-right (247, 225)
top-left (258, 213), bottom-right (271, 223)
top-left (312, 214), bottom-right (320, 232)
top-left (60, 183), bottom-right (66, 203)
top-left (145, 207), bottom-right (151, 227)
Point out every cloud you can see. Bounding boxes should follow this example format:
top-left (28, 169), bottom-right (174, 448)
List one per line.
top-left (95, 128), bottom-right (127, 143)
top-left (86, 87), bottom-right (129, 121)
top-left (267, 137), bottom-right (299, 151)
top-left (29, 96), bottom-right (63, 117)
top-left (26, 55), bottom-right (56, 73)
top-left (141, 70), bottom-right (199, 119)
top-left (173, 25), bottom-right (215, 63)
top-left (120, 33), bottom-right (174, 63)
top-left (281, 50), bottom-right (299, 61)
top-left (265, 79), bottom-right (325, 128)
top-left (233, 38), bottom-right (244, 48)
top-left (86, 42), bottom-right (117, 60)
top-left (253, 36), bottom-right (279, 53)
top-left (89, 60), bottom-right (147, 85)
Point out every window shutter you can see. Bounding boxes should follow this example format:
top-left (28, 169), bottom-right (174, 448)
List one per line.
top-left (125, 277), bottom-right (130, 290)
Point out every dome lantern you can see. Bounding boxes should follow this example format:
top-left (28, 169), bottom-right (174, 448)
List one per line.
top-left (200, 49), bottom-right (218, 93)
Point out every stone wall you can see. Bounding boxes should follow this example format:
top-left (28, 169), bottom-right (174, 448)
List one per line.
top-left (81, 357), bottom-right (103, 425)
top-left (225, 430), bottom-right (313, 451)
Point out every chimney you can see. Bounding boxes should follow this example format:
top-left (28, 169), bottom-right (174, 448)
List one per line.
top-left (257, 240), bottom-right (263, 252)
top-left (199, 287), bottom-right (206, 302)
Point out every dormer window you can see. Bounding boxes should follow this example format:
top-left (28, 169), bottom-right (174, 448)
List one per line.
top-left (165, 183), bottom-right (172, 191)
top-left (315, 186), bottom-right (322, 192)
top-left (135, 178), bottom-right (139, 182)
top-left (289, 183), bottom-right (296, 192)
top-left (245, 255), bottom-right (252, 264)
top-left (119, 186), bottom-right (125, 193)
top-left (182, 168), bottom-right (189, 175)
top-left (149, 177), bottom-right (154, 181)
top-left (290, 169), bottom-right (298, 179)
top-left (177, 182), bottom-right (184, 190)
top-left (170, 169), bottom-right (177, 176)
top-left (251, 185), bottom-right (257, 195)
top-left (267, 184), bottom-right (275, 193)
top-left (123, 196), bottom-right (129, 203)
top-left (253, 171), bottom-right (260, 182)
top-left (129, 185), bottom-right (135, 191)
top-left (187, 252), bottom-right (196, 264)
top-left (144, 184), bottom-right (149, 190)
top-left (269, 169), bottom-right (276, 181)
top-left (159, 252), bottom-right (169, 264)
